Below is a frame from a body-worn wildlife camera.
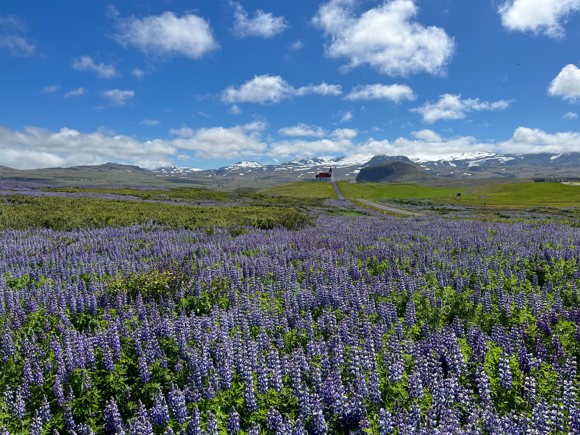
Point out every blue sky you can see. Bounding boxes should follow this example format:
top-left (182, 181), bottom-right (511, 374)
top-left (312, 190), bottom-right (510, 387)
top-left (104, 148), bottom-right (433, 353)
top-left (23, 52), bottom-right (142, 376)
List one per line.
top-left (1, 0), bottom-right (580, 169)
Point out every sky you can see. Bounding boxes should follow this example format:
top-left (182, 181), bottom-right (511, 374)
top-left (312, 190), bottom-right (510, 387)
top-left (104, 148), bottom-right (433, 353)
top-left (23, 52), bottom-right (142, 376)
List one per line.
top-left (1, 0), bottom-right (580, 169)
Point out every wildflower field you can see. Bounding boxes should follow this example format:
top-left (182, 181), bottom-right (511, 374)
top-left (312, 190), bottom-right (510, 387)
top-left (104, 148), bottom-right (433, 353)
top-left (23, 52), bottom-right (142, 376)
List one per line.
top-left (1, 213), bottom-right (579, 434)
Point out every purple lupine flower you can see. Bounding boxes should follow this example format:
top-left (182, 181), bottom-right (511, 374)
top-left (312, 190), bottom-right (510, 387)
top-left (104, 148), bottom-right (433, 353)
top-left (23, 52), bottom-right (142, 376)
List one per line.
top-left (569, 407), bottom-right (580, 434)
top-left (310, 399), bottom-right (327, 435)
top-left (247, 422), bottom-right (261, 435)
top-left (150, 389), bottom-right (170, 428)
top-left (29, 411), bottom-right (43, 435)
top-left (104, 397), bottom-right (125, 435)
top-left (227, 407), bottom-right (240, 434)
top-left (206, 412), bottom-right (219, 435)
top-left (379, 408), bottom-right (394, 435)
top-left (498, 353), bottom-right (512, 390)
top-left (267, 407), bottom-right (283, 433)
top-left (138, 355), bottom-right (150, 383)
top-left (128, 401), bottom-right (153, 435)
top-left (186, 406), bottom-right (202, 435)
top-left (167, 384), bottom-right (187, 425)
top-left (39, 395), bottom-right (51, 424)
top-left (532, 399), bottom-right (549, 434)
top-left (524, 375), bottom-right (536, 406)
top-left (549, 403), bottom-right (564, 433)
top-left (64, 403), bottom-right (76, 432)
top-left (244, 377), bottom-right (258, 413)
top-left (102, 344), bottom-right (115, 372)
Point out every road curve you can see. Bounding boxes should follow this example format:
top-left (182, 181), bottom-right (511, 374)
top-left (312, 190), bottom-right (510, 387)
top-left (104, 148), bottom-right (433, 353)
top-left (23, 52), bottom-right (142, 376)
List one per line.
top-left (358, 199), bottom-right (423, 217)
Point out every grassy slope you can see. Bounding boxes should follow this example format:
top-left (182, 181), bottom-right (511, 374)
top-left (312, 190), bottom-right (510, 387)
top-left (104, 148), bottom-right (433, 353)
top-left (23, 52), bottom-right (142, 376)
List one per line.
top-left (261, 181), bottom-right (336, 199)
top-left (338, 181), bottom-right (580, 208)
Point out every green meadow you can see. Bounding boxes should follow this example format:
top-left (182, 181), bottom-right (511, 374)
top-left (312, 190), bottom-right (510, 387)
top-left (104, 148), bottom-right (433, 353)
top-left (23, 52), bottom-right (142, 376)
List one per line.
top-left (337, 180), bottom-right (580, 208)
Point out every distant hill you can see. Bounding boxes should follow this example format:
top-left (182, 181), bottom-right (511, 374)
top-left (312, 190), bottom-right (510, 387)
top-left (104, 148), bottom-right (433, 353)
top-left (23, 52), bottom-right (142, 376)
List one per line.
top-left (1, 152), bottom-right (580, 188)
top-left (356, 161), bottom-right (432, 183)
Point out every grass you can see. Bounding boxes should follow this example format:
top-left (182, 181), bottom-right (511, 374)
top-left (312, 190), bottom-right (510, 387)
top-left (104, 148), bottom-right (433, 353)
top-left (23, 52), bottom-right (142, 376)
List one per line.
top-left (0, 195), bottom-right (312, 231)
top-left (339, 180), bottom-right (580, 208)
top-left (261, 181), bottom-right (336, 199)
top-left (44, 186), bottom-right (231, 202)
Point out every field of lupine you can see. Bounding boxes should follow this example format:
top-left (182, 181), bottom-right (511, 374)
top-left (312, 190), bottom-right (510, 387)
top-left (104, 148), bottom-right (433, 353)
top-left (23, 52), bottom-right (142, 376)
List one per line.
top-left (1, 214), bottom-right (580, 434)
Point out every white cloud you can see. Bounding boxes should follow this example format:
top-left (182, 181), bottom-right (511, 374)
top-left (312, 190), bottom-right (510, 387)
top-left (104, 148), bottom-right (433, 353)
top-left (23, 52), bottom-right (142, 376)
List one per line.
top-left (222, 75), bottom-right (342, 104)
top-left (412, 129), bottom-right (442, 142)
top-left (502, 127), bottom-right (580, 153)
top-left (313, 0), bottom-right (454, 76)
top-left (102, 89), bottom-right (135, 106)
top-left (64, 87), bottom-right (87, 98)
top-left (498, 0), bottom-right (580, 38)
top-left (359, 134), bottom-right (483, 160)
top-left (132, 68), bottom-right (146, 79)
top-left (279, 124), bottom-right (325, 137)
top-left (346, 83), bottom-right (415, 102)
top-left (229, 105), bottom-right (242, 114)
top-left (548, 64), bottom-right (580, 101)
top-left (295, 83), bottom-right (342, 97)
top-left (72, 56), bottom-right (118, 79)
top-left (223, 75), bottom-right (293, 104)
top-left (359, 126), bottom-right (580, 159)
top-left (331, 128), bottom-right (358, 140)
top-left (171, 122), bottom-right (268, 159)
top-left (290, 40), bottom-right (304, 50)
top-left (0, 126), bottom-right (176, 169)
top-left (270, 128), bottom-right (357, 158)
top-left (232, 2), bottom-right (288, 38)
top-left (564, 112), bottom-right (578, 119)
top-left (140, 119), bottom-right (160, 126)
top-left (340, 111), bottom-right (353, 122)
top-left (412, 94), bottom-right (512, 123)
top-left (0, 15), bottom-right (36, 57)
top-left (114, 11), bottom-right (218, 59)
top-left (2, 124), bottom-right (579, 170)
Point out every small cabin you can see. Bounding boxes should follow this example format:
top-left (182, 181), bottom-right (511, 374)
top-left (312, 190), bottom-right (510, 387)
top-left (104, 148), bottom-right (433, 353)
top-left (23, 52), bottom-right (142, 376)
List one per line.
top-left (314, 167), bottom-right (333, 181)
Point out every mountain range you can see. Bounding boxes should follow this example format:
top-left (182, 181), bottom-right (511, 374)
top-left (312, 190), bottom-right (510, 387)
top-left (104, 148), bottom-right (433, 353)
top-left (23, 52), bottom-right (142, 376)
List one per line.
top-left (1, 152), bottom-right (579, 188)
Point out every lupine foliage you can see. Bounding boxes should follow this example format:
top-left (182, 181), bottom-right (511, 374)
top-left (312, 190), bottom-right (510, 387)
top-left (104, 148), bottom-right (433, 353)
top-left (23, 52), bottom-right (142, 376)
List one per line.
top-left (0, 216), bottom-right (579, 433)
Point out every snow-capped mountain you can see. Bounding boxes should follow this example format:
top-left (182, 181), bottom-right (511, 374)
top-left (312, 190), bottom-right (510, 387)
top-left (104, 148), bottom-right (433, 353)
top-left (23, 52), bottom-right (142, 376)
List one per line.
top-left (152, 153), bottom-right (580, 183)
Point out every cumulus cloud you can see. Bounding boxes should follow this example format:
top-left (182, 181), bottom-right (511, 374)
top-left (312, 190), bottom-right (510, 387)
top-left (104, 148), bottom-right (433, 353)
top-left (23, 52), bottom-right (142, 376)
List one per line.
top-left (564, 112), bottom-right (578, 119)
top-left (412, 94), bottom-right (512, 123)
top-left (295, 83), bottom-right (342, 97)
top-left (498, 0), bottom-right (580, 38)
top-left (358, 134), bottom-right (483, 160)
top-left (340, 111), bottom-right (353, 122)
top-left (278, 124), bottom-right (325, 137)
top-left (114, 11), bottom-right (218, 59)
top-left (548, 64), bottom-right (580, 101)
top-left (72, 56), bottom-right (118, 79)
top-left (223, 75), bottom-right (293, 104)
top-left (346, 83), bottom-right (415, 102)
top-left (0, 126), bottom-right (176, 169)
top-left (170, 122), bottom-right (268, 159)
top-left (102, 89), bottom-right (135, 106)
top-left (222, 75), bottom-right (342, 104)
top-left (1, 124), bottom-right (579, 169)
top-left (232, 2), bottom-right (288, 38)
top-left (502, 127), bottom-right (580, 153)
top-left (64, 87), bottom-right (87, 98)
top-left (0, 15), bottom-right (36, 57)
top-left (0, 123), bottom-right (268, 168)
top-left (270, 128), bottom-right (358, 158)
top-left (411, 129), bottom-right (442, 142)
top-left (312, 0), bottom-right (454, 76)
